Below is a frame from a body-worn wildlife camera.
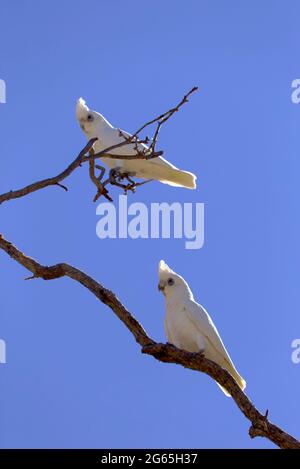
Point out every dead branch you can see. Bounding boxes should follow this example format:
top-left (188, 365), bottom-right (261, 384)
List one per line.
top-left (0, 87), bottom-right (197, 205)
top-left (132, 86), bottom-right (198, 152)
top-left (0, 138), bottom-right (95, 206)
top-left (88, 149), bottom-right (112, 202)
top-left (0, 232), bottom-right (299, 450)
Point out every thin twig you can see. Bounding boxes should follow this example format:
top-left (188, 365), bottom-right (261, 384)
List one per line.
top-left (88, 149), bottom-right (112, 202)
top-left (54, 182), bottom-right (68, 192)
top-left (133, 86), bottom-right (198, 145)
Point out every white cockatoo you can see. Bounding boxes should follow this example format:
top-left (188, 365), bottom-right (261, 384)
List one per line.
top-left (76, 98), bottom-right (196, 189)
top-left (158, 260), bottom-right (246, 396)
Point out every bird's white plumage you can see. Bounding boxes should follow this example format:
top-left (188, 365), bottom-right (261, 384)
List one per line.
top-left (158, 260), bottom-right (246, 396)
top-left (76, 98), bottom-right (197, 189)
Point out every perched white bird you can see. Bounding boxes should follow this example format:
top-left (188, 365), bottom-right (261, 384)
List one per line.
top-left (76, 98), bottom-right (197, 189)
top-left (158, 260), bottom-right (246, 396)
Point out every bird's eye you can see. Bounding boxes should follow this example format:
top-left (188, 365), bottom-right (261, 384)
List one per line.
top-left (87, 114), bottom-right (94, 122)
top-left (167, 278), bottom-right (175, 286)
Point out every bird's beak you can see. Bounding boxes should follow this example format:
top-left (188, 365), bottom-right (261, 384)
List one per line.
top-left (158, 282), bottom-right (165, 292)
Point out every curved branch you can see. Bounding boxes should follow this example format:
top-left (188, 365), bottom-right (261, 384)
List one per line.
top-left (0, 139), bottom-right (95, 205)
top-left (0, 233), bottom-right (299, 450)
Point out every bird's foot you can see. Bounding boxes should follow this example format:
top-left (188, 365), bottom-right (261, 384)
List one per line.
top-left (109, 171), bottom-right (139, 195)
top-left (106, 169), bottom-right (154, 195)
top-left (108, 169), bottom-right (129, 190)
top-left (122, 174), bottom-right (154, 194)
top-left (119, 172), bottom-right (138, 194)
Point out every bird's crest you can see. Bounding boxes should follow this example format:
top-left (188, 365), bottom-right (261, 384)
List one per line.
top-left (76, 97), bottom-right (89, 119)
top-left (159, 260), bottom-right (175, 279)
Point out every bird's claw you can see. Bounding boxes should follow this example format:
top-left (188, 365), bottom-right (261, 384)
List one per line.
top-left (109, 170), bottom-right (139, 195)
top-left (123, 184), bottom-right (137, 195)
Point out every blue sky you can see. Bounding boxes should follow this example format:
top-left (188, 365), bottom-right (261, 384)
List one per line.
top-left (0, 0), bottom-right (299, 449)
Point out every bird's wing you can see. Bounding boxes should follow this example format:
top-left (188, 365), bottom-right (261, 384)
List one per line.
top-left (164, 318), bottom-right (175, 344)
top-left (185, 300), bottom-right (237, 370)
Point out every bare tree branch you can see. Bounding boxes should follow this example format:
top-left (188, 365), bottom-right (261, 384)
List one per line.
top-left (0, 138), bottom-right (151, 205)
top-left (132, 86), bottom-right (198, 151)
top-left (88, 149), bottom-right (113, 202)
top-left (0, 87), bottom-right (197, 205)
top-left (0, 232), bottom-right (299, 450)
top-left (0, 139), bottom-right (95, 206)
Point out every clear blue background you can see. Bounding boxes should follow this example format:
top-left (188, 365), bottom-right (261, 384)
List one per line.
top-left (0, 0), bottom-right (299, 449)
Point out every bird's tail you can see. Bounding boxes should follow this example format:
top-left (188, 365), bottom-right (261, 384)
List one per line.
top-left (218, 364), bottom-right (246, 397)
top-left (148, 164), bottom-right (197, 189)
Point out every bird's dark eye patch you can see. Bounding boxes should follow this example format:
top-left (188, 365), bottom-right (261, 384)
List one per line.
top-left (167, 278), bottom-right (175, 286)
top-left (87, 114), bottom-right (94, 121)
